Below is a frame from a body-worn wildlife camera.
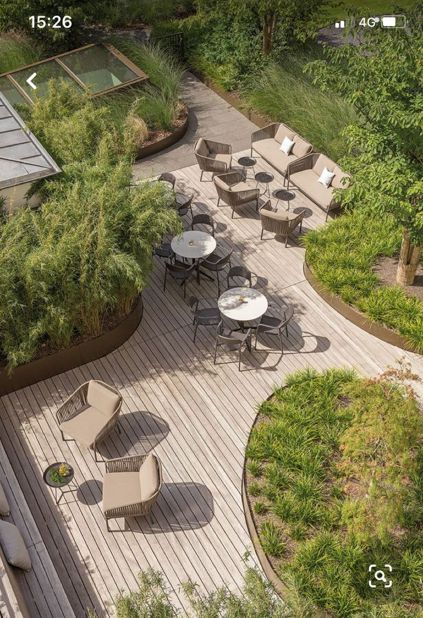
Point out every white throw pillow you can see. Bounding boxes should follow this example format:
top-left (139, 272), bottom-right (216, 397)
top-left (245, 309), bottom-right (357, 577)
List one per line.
top-left (318, 167), bottom-right (335, 188)
top-left (280, 136), bottom-right (294, 155)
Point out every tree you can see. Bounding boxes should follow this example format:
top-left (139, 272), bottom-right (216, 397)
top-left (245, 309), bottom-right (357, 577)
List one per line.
top-left (307, 12), bottom-right (423, 285)
top-left (195, 0), bottom-right (323, 54)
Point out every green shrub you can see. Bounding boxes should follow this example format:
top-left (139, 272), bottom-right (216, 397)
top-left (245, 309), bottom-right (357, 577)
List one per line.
top-left (0, 83), bottom-right (181, 368)
top-left (0, 33), bottom-right (42, 73)
top-left (247, 368), bottom-right (423, 616)
top-left (304, 209), bottom-right (423, 352)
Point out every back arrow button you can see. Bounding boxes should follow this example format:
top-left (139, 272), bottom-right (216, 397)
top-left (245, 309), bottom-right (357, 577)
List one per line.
top-left (26, 72), bottom-right (37, 90)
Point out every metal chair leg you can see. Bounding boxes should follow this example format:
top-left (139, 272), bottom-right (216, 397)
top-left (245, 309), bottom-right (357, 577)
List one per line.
top-left (200, 170), bottom-right (204, 181)
top-left (193, 322), bottom-right (198, 342)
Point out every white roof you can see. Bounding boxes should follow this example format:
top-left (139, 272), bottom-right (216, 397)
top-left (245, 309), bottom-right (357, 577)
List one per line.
top-left (0, 93), bottom-right (60, 190)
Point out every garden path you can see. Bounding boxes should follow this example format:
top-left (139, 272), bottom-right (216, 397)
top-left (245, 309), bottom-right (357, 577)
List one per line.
top-left (132, 71), bottom-right (257, 180)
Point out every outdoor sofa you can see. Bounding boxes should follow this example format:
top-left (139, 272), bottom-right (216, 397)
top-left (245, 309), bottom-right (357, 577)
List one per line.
top-left (251, 122), bottom-right (313, 178)
top-left (286, 153), bottom-right (350, 220)
top-left (194, 138), bottom-right (232, 181)
top-left (57, 380), bottom-right (122, 461)
top-left (214, 171), bottom-right (260, 218)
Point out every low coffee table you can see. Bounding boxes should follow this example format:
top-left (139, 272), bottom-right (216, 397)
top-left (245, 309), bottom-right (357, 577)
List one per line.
top-left (255, 171), bottom-right (274, 197)
top-left (238, 156), bottom-right (257, 180)
top-left (43, 462), bottom-right (75, 505)
top-left (273, 188), bottom-right (295, 211)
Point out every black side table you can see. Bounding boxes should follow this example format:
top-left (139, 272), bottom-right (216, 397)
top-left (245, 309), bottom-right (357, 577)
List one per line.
top-left (273, 189), bottom-right (295, 211)
top-left (255, 171), bottom-right (274, 197)
top-left (237, 156), bottom-right (257, 180)
top-left (43, 462), bottom-right (75, 505)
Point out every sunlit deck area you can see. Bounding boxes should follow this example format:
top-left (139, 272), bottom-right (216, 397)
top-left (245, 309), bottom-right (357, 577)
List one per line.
top-left (1, 152), bottom-right (422, 617)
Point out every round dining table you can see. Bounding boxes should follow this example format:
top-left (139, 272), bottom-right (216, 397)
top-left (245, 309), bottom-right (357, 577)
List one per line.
top-left (218, 287), bottom-right (268, 330)
top-left (171, 230), bottom-right (217, 283)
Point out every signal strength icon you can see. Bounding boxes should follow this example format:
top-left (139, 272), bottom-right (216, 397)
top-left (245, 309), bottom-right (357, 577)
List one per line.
top-left (334, 20), bottom-right (345, 28)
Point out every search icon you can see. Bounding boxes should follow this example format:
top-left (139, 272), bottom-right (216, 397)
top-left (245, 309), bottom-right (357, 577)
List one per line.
top-left (374, 570), bottom-right (387, 582)
top-left (368, 564), bottom-right (392, 588)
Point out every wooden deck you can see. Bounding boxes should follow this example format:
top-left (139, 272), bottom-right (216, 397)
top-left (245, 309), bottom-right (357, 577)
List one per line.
top-left (1, 152), bottom-right (422, 617)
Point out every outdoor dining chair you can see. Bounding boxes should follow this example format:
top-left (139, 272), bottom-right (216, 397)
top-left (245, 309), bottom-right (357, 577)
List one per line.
top-left (191, 213), bottom-right (215, 237)
top-left (200, 249), bottom-right (233, 296)
top-left (164, 260), bottom-right (196, 298)
top-left (227, 265), bottom-right (252, 289)
top-left (255, 305), bottom-right (294, 353)
top-left (189, 296), bottom-right (220, 342)
top-left (175, 193), bottom-right (194, 218)
top-left (56, 380), bottom-right (122, 461)
top-left (214, 320), bottom-right (252, 371)
top-left (154, 237), bottom-right (174, 261)
top-left (102, 453), bottom-right (163, 531)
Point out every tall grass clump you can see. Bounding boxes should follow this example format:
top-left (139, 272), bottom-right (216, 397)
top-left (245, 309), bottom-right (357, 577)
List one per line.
top-left (304, 209), bottom-right (423, 352)
top-left (245, 58), bottom-right (358, 160)
top-left (0, 33), bottom-right (43, 73)
top-left (246, 367), bottom-right (423, 617)
top-left (0, 83), bottom-right (181, 368)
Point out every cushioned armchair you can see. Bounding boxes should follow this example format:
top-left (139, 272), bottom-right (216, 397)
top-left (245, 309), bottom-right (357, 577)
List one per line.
top-left (260, 200), bottom-right (305, 246)
top-left (214, 171), bottom-right (260, 218)
top-left (56, 380), bottom-right (122, 461)
top-left (286, 153), bottom-right (350, 220)
top-left (194, 138), bottom-right (232, 181)
top-left (251, 122), bottom-right (313, 179)
top-left (102, 453), bottom-right (162, 531)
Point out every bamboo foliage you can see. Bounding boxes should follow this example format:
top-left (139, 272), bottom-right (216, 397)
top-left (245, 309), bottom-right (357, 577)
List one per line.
top-left (0, 83), bottom-right (181, 368)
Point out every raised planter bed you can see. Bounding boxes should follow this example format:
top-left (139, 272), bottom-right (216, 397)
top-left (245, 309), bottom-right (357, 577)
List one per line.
top-left (0, 296), bottom-right (143, 396)
top-left (303, 261), bottom-right (414, 353)
top-left (135, 104), bottom-right (189, 160)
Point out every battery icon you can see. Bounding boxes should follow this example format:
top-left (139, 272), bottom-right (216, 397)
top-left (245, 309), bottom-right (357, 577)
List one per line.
top-left (381, 15), bottom-right (406, 28)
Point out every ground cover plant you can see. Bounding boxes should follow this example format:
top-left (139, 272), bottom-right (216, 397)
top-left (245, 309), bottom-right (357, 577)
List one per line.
top-left (88, 563), bottom-right (313, 617)
top-left (0, 83), bottom-right (181, 368)
top-left (304, 210), bottom-right (423, 352)
top-left (0, 33), bottom-right (43, 73)
top-left (246, 366), bottom-right (423, 617)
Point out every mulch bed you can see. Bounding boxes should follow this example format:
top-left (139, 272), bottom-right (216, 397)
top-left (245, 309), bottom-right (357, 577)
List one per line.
top-left (374, 256), bottom-right (423, 302)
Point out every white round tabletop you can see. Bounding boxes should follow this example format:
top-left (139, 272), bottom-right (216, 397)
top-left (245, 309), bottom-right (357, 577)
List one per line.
top-left (218, 287), bottom-right (268, 322)
top-left (171, 231), bottom-right (216, 260)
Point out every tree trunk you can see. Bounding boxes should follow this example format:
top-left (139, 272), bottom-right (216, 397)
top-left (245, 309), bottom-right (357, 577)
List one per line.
top-left (396, 229), bottom-right (421, 286)
top-left (262, 14), bottom-right (276, 55)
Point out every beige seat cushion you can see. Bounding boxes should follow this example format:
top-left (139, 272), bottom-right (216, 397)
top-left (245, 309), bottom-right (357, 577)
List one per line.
top-left (291, 169), bottom-right (334, 208)
top-left (231, 181), bottom-right (256, 192)
top-left (139, 454), bottom-right (160, 502)
top-left (0, 481), bottom-right (10, 516)
top-left (60, 405), bottom-right (109, 448)
top-left (274, 123), bottom-right (295, 144)
top-left (212, 153), bottom-right (231, 167)
top-left (102, 472), bottom-right (141, 512)
top-left (291, 136), bottom-right (313, 158)
top-left (253, 138), bottom-right (296, 174)
top-left (0, 521), bottom-right (31, 571)
top-left (87, 381), bottom-right (120, 419)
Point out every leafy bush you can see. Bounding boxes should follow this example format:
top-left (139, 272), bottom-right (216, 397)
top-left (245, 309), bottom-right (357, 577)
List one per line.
top-left (304, 209), bottom-right (423, 352)
top-left (246, 368), bottom-right (423, 617)
top-left (0, 83), bottom-right (180, 368)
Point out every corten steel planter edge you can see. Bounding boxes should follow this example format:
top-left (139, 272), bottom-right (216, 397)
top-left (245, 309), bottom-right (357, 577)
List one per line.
top-left (303, 261), bottom-right (417, 353)
top-left (0, 296), bottom-right (143, 396)
top-left (135, 105), bottom-right (189, 160)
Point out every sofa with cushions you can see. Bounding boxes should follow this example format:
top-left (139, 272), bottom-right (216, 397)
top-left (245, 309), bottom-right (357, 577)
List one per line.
top-left (286, 153), bottom-right (350, 220)
top-left (251, 123), bottom-right (313, 178)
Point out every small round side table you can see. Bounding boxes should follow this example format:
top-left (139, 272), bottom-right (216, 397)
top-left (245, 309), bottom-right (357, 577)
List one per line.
top-left (273, 188), bottom-right (295, 211)
top-left (43, 462), bottom-right (75, 505)
top-left (255, 171), bottom-right (274, 197)
top-left (237, 156), bottom-right (257, 180)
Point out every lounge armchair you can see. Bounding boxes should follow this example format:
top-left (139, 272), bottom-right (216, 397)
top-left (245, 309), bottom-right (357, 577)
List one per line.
top-left (286, 153), bottom-right (350, 220)
top-left (102, 453), bottom-right (162, 531)
top-left (214, 171), bottom-right (260, 218)
top-left (251, 123), bottom-right (313, 179)
top-left (57, 380), bottom-right (122, 461)
top-left (194, 138), bottom-right (232, 181)
top-left (259, 200), bottom-right (306, 246)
